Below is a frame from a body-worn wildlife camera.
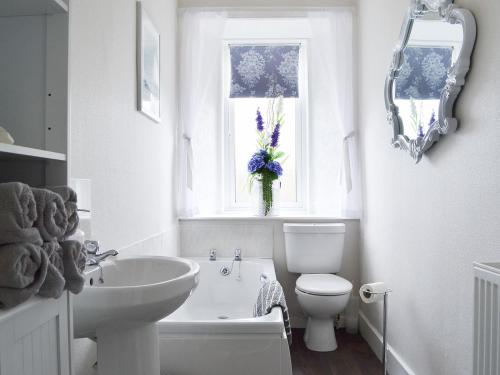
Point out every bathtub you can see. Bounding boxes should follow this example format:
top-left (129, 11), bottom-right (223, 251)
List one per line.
top-left (158, 258), bottom-right (292, 375)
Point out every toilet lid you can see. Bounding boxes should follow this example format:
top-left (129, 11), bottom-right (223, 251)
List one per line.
top-left (296, 274), bottom-right (353, 296)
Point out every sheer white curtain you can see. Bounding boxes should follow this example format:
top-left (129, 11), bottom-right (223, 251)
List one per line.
top-left (308, 10), bottom-right (361, 218)
top-left (178, 10), bottom-right (227, 217)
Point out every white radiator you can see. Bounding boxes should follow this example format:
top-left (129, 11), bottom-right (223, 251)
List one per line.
top-left (474, 262), bottom-right (500, 375)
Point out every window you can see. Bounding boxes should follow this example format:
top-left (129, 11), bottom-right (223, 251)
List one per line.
top-left (178, 12), bottom-right (359, 218)
top-left (222, 36), bottom-right (308, 213)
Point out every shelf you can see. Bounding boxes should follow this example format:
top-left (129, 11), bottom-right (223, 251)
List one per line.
top-left (0, 143), bottom-right (66, 161)
top-left (0, 0), bottom-right (68, 17)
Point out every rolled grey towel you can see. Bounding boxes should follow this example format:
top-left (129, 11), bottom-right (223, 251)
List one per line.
top-left (32, 188), bottom-right (68, 242)
top-left (0, 182), bottom-right (42, 245)
top-left (38, 241), bottom-right (65, 299)
top-left (47, 186), bottom-right (79, 238)
top-left (60, 240), bottom-right (86, 294)
top-left (0, 243), bottom-right (49, 308)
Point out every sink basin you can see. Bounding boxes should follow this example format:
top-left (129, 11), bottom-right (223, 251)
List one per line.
top-left (73, 255), bottom-right (200, 375)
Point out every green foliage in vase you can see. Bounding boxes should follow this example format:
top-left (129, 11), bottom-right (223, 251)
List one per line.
top-left (247, 97), bottom-right (286, 215)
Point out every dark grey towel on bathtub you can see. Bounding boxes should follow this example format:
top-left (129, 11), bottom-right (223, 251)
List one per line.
top-left (0, 182), bottom-right (42, 245)
top-left (254, 280), bottom-right (292, 345)
top-left (31, 188), bottom-right (68, 241)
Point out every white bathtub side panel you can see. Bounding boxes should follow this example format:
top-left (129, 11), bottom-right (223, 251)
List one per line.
top-left (0, 294), bottom-right (71, 375)
top-left (160, 333), bottom-right (284, 375)
top-left (281, 333), bottom-right (293, 375)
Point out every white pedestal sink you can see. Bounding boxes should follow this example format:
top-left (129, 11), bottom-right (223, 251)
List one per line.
top-left (73, 255), bottom-right (200, 375)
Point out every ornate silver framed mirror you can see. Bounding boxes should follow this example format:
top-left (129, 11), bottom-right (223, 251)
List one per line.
top-left (385, 0), bottom-right (476, 162)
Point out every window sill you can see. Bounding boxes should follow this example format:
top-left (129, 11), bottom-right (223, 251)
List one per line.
top-left (178, 214), bottom-right (360, 222)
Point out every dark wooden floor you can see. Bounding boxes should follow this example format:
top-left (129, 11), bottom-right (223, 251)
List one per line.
top-left (291, 329), bottom-right (383, 375)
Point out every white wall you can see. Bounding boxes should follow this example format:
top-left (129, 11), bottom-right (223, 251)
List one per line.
top-left (358, 0), bottom-right (500, 374)
top-left (69, 0), bottom-right (178, 257)
top-left (69, 1), bottom-right (178, 373)
top-left (180, 218), bottom-right (361, 327)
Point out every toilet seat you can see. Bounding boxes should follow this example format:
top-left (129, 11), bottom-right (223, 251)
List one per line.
top-left (296, 274), bottom-right (352, 296)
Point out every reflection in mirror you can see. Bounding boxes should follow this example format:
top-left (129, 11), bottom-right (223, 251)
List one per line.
top-left (393, 15), bottom-right (463, 140)
top-left (384, 0), bottom-right (476, 163)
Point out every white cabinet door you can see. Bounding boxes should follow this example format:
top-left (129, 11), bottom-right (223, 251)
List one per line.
top-left (0, 293), bottom-right (71, 375)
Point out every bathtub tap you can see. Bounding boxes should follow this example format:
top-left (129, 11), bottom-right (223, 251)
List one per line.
top-left (234, 249), bottom-right (242, 261)
top-left (209, 249), bottom-right (217, 261)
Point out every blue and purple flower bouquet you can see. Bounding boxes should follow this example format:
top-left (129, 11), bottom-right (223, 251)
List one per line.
top-left (247, 97), bottom-right (286, 215)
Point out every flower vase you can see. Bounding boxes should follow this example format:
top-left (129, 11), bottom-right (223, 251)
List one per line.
top-left (252, 179), bottom-right (280, 216)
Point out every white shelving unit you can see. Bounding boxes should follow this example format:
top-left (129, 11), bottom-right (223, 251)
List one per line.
top-left (0, 143), bottom-right (66, 161)
top-left (0, 0), bottom-right (69, 186)
top-left (0, 2), bottom-right (73, 374)
top-left (0, 0), bottom-right (68, 17)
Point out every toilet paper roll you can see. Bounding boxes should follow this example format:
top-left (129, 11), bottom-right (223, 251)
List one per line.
top-left (359, 282), bottom-right (388, 304)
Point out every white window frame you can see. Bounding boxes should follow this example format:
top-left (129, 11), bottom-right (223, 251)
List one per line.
top-left (221, 38), bottom-right (309, 214)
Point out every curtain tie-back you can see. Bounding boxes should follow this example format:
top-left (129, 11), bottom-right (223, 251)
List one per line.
top-left (183, 133), bottom-right (194, 190)
top-left (339, 131), bottom-right (356, 193)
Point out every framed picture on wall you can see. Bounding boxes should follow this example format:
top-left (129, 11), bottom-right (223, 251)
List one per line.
top-left (136, 1), bottom-right (160, 122)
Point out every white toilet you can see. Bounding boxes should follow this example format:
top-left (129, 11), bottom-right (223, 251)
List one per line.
top-left (284, 223), bottom-right (352, 352)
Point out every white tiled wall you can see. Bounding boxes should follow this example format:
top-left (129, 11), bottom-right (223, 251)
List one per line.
top-left (119, 228), bottom-right (179, 257)
top-left (180, 221), bottom-right (273, 258)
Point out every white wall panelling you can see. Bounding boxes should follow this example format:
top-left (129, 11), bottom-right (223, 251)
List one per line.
top-left (0, 293), bottom-right (71, 375)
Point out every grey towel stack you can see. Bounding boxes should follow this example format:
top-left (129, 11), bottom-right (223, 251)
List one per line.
top-left (0, 183), bottom-right (48, 308)
top-left (0, 182), bottom-right (87, 309)
top-left (254, 279), bottom-right (292, 345)
top-left (31, 187), bottom-right (87, 295)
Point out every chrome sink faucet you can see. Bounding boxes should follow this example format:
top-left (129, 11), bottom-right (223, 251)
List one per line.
top-left (84, 240), bottom-right (119, 266)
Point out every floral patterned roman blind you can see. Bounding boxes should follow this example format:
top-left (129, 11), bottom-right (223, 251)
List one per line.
top-left (395, 46), bottom-right (452, 100)
top-left (229, 44), bottom-right (300, 98)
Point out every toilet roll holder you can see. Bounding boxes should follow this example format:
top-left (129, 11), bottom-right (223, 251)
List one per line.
top-left (362, 289), bottom-right (392, 375)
